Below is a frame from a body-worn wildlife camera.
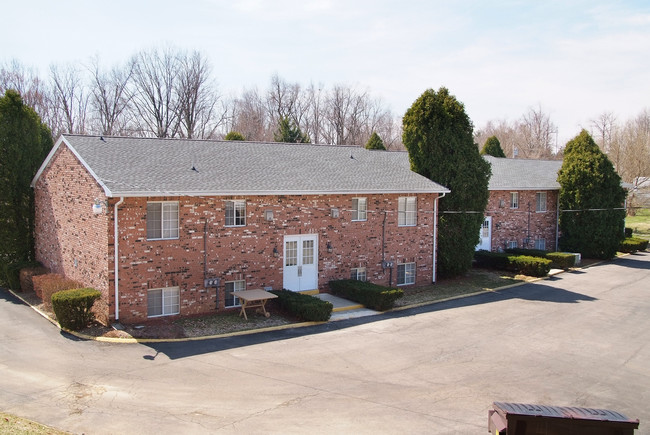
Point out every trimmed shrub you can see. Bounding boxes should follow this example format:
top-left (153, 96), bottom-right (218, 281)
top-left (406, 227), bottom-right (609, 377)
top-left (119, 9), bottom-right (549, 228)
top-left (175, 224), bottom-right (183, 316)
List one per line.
top-left (506, 248), bottom-right (578, 270)
top-left (545, 252), bottom-right (578, 269)
top-left (51, 288), bottom-right (101, 331)
top-left (19, 264), bottom-right (49, 292)
top-left (474, 250), bottom-right (510, 270)
top-left (270, 290), bottom-right (332, 321)
top-left (625, 227), bottom-right (633, 238)
top-left (619, 237), bottom-right (649, 253)
top-left (329, 280), bottom-right (404, 311)
top-left (475, 251), bottom-right (552, 277)
top-left (508, 255), bottom-right (552, 277)
top-left (32, 273), bottom-right (84, 308)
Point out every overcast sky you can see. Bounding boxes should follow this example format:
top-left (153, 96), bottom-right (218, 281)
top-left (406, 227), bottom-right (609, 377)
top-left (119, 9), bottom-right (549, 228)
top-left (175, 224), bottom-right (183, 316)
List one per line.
top-left (3, 0), bottom-right (649, 144)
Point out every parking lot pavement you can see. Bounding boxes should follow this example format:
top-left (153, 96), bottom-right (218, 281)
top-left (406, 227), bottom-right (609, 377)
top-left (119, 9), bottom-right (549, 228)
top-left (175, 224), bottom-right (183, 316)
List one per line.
top-left (1, 252), bottom-right (649, 434)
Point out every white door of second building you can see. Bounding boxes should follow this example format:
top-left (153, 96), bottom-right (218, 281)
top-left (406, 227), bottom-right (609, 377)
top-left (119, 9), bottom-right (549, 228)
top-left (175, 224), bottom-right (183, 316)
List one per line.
top-left (283, 234), bottom-right (319, 291)
top-left (476, 216), bottom-right (492, 251)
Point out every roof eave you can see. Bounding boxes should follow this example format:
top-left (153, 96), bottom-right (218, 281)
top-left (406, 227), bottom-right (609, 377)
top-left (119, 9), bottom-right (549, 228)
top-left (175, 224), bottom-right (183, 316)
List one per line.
top-left (105, 188), bottom-right (451, 198)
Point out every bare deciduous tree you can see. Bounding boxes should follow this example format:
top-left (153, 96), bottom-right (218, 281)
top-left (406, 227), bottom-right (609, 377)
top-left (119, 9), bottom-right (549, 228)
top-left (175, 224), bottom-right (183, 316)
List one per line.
top-left (49, 63), bottom-right (89, 135)
top-left (520, 105), bottom-right (557, 159)
top-left (176, 50), bottom-right (226, 139)
top-left (130, 47), bottom-right (180, 138)
top-left (88, 57), bottom-right (134, 136)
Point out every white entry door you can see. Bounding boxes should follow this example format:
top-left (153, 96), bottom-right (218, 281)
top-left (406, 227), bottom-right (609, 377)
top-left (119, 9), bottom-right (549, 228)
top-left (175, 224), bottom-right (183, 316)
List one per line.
top-left (283, 234), bottom-right (319, 291)
top-left (476, 216), bottom-right (492, 251)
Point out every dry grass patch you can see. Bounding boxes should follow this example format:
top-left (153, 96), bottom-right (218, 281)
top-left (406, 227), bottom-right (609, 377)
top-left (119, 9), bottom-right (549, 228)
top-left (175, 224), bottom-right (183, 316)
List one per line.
top-left (395, 268), bottom-right (526, 307)
top-left (0, 411), bottom-right (70, 435)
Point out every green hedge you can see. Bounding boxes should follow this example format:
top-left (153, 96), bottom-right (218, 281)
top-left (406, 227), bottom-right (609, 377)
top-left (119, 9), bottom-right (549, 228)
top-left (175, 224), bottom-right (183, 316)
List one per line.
top-left (619, 237), bottom-right (649, 253)
top-left (509, 255), bottom-right (552, 277)
top-left (270, 290), bottom-right (332, 321)
top-left (329, 280), bottom-right (404, 311)
top-left (474, 250), bottom-right (551, 277)
top-left (506, 248), bottom-right (577, 269)
top-left (51, 288), bottom-right (101, 331)
top-left (545, 252), bottom-right (577, 269)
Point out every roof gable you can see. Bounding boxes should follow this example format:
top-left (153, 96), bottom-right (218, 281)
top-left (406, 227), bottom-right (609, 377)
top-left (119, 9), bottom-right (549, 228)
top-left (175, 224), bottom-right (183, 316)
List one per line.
top-left (33, 135), bottom-right (449, 197)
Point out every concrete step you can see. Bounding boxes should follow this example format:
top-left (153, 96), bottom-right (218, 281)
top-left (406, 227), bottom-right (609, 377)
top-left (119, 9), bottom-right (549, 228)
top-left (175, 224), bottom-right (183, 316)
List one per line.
top-left (314, 293), bottom-right (379, 321)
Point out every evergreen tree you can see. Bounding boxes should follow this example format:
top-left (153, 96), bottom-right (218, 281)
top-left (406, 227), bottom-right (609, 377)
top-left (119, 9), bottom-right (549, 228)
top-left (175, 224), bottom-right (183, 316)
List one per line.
top-left (224, 131), bottom-right (245, 141)
top-left (403, 87), bottom-right (491, 277)
top-left (0, 90), bottom-right (53, 266)
top-left (558, 129), bottom-right (626, 259)
top-left (480, 135), bottom-right (506, 157)
top-left (273, 117), bottom-right (310, 143)
top-left (365, 131), bottom-right (386, 150)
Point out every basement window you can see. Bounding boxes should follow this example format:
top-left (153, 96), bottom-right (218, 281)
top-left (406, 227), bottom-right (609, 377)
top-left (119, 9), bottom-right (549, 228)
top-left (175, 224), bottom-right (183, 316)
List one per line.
top-left (147, 287), bottom-right (180, 317)
top-left (225, 280), bottom-right (245, 308)
top-left (350, 267), bottom-right (367, 281)
top-left (397, 262), bottom-right (415, 286)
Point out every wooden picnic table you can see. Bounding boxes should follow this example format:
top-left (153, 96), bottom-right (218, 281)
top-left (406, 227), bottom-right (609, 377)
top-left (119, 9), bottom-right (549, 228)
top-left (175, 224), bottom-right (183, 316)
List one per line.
top-left (236, 289), bottom-right (278, 320)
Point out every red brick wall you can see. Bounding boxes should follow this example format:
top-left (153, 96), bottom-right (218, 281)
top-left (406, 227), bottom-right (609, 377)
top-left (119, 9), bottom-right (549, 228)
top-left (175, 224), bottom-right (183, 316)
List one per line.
top-left (34, 142), bottom-right (441, 324)
top-left (485, 190), bottom-right (559, 252)
top-left (111, 193), bottom-right (438, 322)
top-left (33, 145), bottom-right (111, 323)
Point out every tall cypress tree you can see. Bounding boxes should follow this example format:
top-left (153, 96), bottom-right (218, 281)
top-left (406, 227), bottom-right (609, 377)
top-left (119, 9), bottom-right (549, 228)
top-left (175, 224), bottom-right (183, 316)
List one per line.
top-left (403, 87), bottom-right (491, 277)
top-left (558, 129), bottom-right (626, 259)
top-left (0, 90), bottom-right (53, 267)
top-left (365, 131), bottom-right (386, 150)
top-left (480, 136), bottom-right (506, 158)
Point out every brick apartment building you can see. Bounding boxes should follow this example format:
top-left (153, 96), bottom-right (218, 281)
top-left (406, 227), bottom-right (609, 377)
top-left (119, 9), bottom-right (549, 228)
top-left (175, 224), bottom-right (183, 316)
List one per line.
top-left (478, 156), bottom-right (562, 253)
top-left (31, 135), bottom-right (449, 324)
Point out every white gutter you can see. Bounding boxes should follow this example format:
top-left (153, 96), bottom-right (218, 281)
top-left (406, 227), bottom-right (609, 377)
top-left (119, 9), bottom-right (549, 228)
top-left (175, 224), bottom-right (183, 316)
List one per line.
top-left (114, 197), bottom-right (124, 321)
top-left (433, 191), bottom-right (447, 283)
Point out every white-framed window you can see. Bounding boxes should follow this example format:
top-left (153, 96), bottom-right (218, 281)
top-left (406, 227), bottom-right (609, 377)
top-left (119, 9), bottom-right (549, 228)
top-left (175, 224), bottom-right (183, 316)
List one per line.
top-left (147, 287), bottom-right (180, 317)
top-left (146, 201), bottom-right (179, 240)
top-left (536, 192), bottom-right (547, 212)
top-left (225, 280), bottom-right (245, 308)
top-left (510, 192), bottom-right (519, 209)
top-left (397, 262), bottom-right (415, 286)
top-left (507, 240), bottom-right (518, 249)
top-left (534, 238), bottom-right (546, 250)
top-left (351, 197), bottom-right (367, 221)
top-left (350, 267), bottom-right (367, 281)
top-left (398, 197), bottom-right (417, 226)
top-left (225, 200), bottom-right (246, 226)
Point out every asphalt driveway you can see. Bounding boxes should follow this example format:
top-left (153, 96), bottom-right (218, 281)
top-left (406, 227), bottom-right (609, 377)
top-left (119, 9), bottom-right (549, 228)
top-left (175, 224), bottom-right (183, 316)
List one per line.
top-left (1, 253), bottom-right (649, 434)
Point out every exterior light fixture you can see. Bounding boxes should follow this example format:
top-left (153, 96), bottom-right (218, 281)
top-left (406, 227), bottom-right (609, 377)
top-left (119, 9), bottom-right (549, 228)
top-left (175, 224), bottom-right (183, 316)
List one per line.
top-left (93, 198), bottom-right (108, 215)
top-left (273, 246), bottom-right (279, 257)
top-left (331, 208), bottom-right (339, 218)
top-left (327, 242), bottom-right (333, 253)
top-left (265, 210), bottom-right (274, 221)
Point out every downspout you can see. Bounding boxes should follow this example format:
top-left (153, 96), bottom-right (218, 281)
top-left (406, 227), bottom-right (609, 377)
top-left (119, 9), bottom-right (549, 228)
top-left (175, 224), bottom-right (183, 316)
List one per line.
top-left (433, 191), bottom-right (446, 283)
top-left (555, 193), bottom-right (560, 251)
top-left (114, 197), bottom-right (124, 321)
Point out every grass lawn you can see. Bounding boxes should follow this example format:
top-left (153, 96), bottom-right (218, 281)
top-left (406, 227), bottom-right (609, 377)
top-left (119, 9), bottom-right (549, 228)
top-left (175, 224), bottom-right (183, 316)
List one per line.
top-left (626, 208), bottom-right (650, 239)
top-left (0, 412), bottom-right (69, 435)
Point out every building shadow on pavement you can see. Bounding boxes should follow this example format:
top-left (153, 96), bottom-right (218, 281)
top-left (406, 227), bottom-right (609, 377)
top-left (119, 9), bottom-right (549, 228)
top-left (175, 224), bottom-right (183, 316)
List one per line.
top-left (142, 280), bottom-right (597, 361)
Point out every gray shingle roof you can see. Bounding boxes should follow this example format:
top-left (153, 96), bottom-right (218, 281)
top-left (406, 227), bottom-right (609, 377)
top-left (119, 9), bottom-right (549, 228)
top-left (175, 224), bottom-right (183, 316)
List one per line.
top-left (484, 155), bottom-right (562, 191)
top-left (34, 134), bottom-right (450, 197)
